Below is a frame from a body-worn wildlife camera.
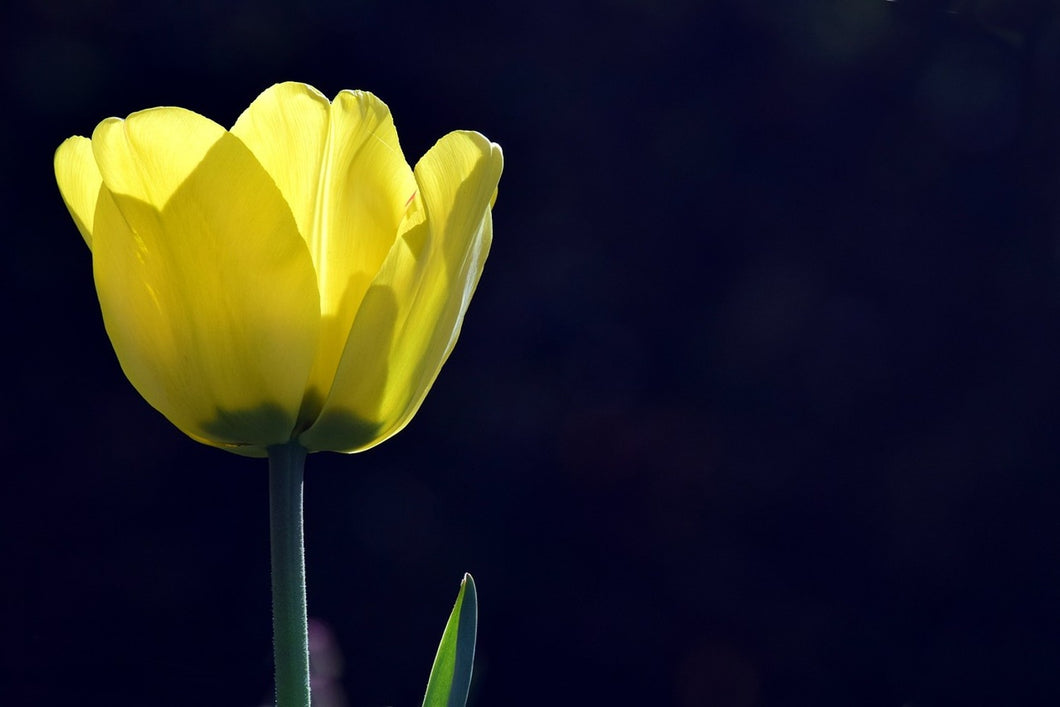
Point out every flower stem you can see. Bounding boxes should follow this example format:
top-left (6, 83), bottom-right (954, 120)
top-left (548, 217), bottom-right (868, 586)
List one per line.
top-left (268, 442), bottom-right (311, 707)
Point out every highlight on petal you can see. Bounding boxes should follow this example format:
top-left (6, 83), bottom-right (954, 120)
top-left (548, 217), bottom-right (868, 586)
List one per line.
top-left (231, 82), bottom-right (330, 243)
top-left (54, 136), bottom-right (102, 248)
top-left (301, 131), bottom-right (503, 453)
top-left (91, 112), bottom-right (320, 454)
top-left (311, 90), bottom-right (417, 353)
top-left (92, 107), bottom-right (227, 209)
top-left (233, 83), bottom-right (418, 421)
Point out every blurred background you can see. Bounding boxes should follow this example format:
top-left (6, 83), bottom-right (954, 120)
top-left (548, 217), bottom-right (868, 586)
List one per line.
top-left (4, 0), bottom-right (1060, 705)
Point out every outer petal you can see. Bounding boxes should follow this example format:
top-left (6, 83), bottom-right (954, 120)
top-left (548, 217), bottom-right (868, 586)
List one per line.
top-left (54, 136), bottom-right (102, 248)
top-left (90, 107), bottom-right (320, 454)
top-left (301, 131), bottom-right (503, 453)
top-left (232, 83), bottom-right (417, 421)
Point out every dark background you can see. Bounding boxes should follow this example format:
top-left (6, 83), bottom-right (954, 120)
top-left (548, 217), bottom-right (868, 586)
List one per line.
top-left (5, 0), bottom-right (1060, 705)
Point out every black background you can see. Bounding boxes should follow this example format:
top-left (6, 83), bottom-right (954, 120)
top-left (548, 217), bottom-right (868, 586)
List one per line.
top-left (5, 1), bottom-right (1060, 705)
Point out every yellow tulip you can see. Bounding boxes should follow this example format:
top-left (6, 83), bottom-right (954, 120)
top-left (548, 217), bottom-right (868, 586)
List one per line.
top-left (55, 82), bottom-right (503, 456)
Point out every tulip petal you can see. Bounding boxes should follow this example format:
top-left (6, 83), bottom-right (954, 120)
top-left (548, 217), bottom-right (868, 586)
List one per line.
top-left (92, 107), bottom-right (227, 206)
top-left (301, 131), bottom-right (502, 453)
top-left (54, 136), bottom-right (102, 248)
top-left (230, 82), bottom-right (330, 245)
top-left (233, 84), bottom-right (418, 421)
top-left (90, 108), bottom-right (320, 453)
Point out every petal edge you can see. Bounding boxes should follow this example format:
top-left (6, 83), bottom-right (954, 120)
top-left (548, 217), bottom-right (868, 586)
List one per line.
top-left (54, 136), bottom-right (102, 248)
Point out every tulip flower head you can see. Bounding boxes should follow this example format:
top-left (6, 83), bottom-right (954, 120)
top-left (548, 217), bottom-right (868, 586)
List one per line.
top-left (55, 82), bottom-right (503, 456)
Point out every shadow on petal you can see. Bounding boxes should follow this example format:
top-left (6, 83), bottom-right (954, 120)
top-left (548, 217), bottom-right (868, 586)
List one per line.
top-left (200, 402), bottom-right (298, 455)
top-left (299, 287), bottom-right (398, 452)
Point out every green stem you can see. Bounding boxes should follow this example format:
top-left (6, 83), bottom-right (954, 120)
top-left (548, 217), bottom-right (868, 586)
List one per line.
top-left (268, 442), bottom-right (311, 707)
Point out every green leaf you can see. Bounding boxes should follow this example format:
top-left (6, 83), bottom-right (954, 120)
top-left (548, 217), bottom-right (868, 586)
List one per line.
top-left (422, 573), bottom-right (478, 707)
